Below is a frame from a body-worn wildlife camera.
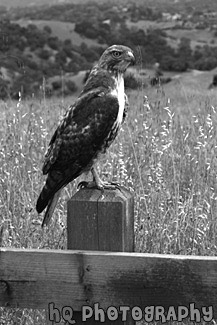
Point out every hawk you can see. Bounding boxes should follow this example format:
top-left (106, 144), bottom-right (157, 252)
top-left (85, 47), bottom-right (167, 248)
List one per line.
top-left (36, 44), bottom-right (135, 227)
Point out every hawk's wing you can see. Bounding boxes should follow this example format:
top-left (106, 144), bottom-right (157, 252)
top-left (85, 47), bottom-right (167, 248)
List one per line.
top-left (37, 88), bottom-right (121, 214)
top-left (43, 88), bottom-right (120, 174)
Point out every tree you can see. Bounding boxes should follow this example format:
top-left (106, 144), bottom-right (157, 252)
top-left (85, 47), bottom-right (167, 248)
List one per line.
top-left (52, 80), bottom-right (62, 90)
top-left (80, 43), bottom-right (99, 62)
top-left (66, 80), bottom-right (77, 93)
top-left (38, 49), bottom-right (50, 60)
top-left (55, 50), bottom-right (67, 68)
top-left (43, 25), bottom-right (52, 35)
top-left (48, 36), bottom-right (60, 50)
top-left (75, 20), bottom-right (98, 39)
top-left (176, 37), bottom-right (192, 71)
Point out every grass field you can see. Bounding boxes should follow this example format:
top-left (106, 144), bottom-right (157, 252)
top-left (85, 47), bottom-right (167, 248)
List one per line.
top-left (1, 77), bottom-right (217, 323)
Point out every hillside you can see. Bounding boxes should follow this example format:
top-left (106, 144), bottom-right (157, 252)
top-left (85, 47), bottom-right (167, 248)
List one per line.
top-left (5, 0), bottom-right (217, 52)
top-left (127, 20), bottom-right (217, 49)
top-left (0, 19), bottom-right (105, 99)
top-left (0, 0), bottom-right (93, 8)
top-left (22, 18), bottom-right (216, 52)
top-left (14, 19), bottom-right (100, 47)
top-left (2, 0), bottom-right (217, 11)
top-left (1, 0), bottom-right (217, 99)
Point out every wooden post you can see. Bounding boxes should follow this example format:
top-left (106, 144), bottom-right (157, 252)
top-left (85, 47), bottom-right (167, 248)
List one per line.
top-left (67, 186), bottom-right (134, 324)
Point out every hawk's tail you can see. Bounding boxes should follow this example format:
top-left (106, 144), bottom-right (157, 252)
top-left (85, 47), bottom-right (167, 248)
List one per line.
top-left (41, 189), bottom-right (62, 227)
top-left (36, 168), bottom-right (80, 227)
top-left (36, 170), bottom-right (63, 212)
top-left (36, 169), bottom-right (67, 227)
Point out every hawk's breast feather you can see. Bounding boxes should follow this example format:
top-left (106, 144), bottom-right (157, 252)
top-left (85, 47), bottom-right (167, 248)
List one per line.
top-left (111, 72), bottom-right (125, 125)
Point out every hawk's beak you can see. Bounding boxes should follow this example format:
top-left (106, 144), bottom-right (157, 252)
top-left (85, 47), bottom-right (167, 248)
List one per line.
top-left (127, 51), bottom-right (136, 65)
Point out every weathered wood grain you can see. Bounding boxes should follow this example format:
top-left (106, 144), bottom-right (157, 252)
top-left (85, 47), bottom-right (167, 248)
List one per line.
top-left (0, 248), bottom-right (217, 318)
top-left (67, 187), bottom-right (134, 252)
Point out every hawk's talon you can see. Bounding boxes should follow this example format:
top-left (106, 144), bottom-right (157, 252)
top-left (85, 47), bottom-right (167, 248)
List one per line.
top-left (110, 181), bottom-right (121, 187)
top-left (77, 180), bottom-right (122, 191)
top-left (77, 180), bottom-right (104, 191)
top-left (102, 182), bottom-right (120, 190)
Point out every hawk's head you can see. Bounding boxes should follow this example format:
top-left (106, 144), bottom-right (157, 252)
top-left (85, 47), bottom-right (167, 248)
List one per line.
top-left (98, 45), bottom-right (135, 73)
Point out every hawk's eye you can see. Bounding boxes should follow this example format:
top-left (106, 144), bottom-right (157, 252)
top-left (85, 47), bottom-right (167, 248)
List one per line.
top-left (112, 51), bottom-right (122, 58)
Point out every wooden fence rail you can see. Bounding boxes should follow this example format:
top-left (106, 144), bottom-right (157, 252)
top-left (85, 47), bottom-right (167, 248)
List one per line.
top-left (0, 249), bottom-right (217, 319)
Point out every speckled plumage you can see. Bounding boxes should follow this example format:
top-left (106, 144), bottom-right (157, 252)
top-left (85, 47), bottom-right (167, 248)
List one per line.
top-left (36, 44), bottom-right (135, 226)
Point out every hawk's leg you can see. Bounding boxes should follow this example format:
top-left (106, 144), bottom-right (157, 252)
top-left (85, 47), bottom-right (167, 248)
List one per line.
top-left (78, 167), bottom-right (120, 190)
